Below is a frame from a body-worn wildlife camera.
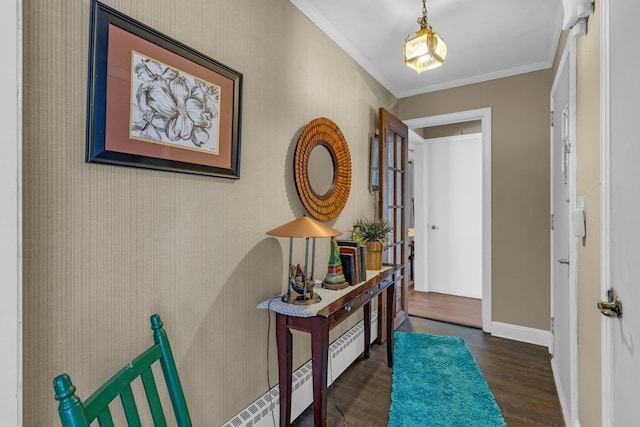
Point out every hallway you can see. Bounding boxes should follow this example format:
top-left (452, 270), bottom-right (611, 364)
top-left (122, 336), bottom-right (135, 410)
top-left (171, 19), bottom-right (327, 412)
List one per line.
top-left (408, 286), bottom-right (482, 329)
top-left (292, 316), bottom-right (563, 426)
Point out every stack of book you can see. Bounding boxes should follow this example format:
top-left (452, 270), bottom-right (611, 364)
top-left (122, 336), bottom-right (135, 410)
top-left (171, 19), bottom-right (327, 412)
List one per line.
top-left (336, 240), bottom-right (367, 286)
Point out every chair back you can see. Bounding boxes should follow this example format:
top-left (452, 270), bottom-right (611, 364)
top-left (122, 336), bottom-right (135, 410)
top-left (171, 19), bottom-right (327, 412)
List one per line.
top-left (53, 314), bottom-right (192, 426)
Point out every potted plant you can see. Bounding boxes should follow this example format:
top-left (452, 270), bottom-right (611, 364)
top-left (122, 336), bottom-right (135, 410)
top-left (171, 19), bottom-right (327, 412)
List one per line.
top-left (354, 217), bottom-right (393, 270)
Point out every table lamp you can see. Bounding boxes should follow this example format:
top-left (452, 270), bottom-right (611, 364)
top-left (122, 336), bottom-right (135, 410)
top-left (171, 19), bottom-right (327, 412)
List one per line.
top-left (267, 216), bottom-right (342, 304)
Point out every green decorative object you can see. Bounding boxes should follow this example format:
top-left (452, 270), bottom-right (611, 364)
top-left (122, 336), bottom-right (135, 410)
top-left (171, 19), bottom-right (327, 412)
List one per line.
top-left (53, 314), bottom-right (192, 426)
top-left (323, 237), bottom-right (348, 290)
top-left (350, 224), bottom-right (362, 242)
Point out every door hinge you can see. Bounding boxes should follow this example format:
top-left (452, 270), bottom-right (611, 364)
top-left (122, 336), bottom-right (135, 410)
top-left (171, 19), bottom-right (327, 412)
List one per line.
top-left (551, 110), bottom-right (554, 127)
top-left (551, 213), bottom-right (555, 230)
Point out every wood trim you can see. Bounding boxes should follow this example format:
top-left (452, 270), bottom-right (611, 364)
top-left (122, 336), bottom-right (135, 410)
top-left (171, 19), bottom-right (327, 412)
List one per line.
top-left (600, 0), bottom-right (613, 424)
top-left (378, 108), bottom-right (409, 329)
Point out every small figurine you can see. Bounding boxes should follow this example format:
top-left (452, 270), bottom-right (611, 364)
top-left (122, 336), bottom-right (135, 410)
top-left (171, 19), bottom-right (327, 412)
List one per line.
top-left (322, 238), bottom-right (348, 290)
top-left (351, 224), bottom-right (362, 242)
top-left (290, 264), bottom-right (314, 298)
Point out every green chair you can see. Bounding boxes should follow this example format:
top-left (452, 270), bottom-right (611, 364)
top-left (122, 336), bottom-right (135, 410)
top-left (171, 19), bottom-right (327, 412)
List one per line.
top-left (53, 314), bottom-right (192, 426)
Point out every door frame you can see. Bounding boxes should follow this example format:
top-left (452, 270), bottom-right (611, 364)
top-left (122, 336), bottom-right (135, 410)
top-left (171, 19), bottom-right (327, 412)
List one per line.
top-left (549, 34), bottom-right (579, 426)
top-left (404, 108), bottom-right (492, 332)
top-left (1, 0), bottom-right (22, 423)
top-left (600, 0), bottom-right (613, 424)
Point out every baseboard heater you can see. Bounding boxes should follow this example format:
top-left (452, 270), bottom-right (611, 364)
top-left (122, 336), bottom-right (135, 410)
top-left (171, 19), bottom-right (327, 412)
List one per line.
top-left (223, 311), bottom-right (379, 427)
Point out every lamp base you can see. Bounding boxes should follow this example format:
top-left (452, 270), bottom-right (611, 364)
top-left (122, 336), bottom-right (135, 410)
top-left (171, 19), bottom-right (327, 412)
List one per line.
top-left (291, 291), bottom-right (322, 305)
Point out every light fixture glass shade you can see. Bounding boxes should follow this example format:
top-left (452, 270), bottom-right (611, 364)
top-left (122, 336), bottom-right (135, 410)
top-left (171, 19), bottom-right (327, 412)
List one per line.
top-left (403, 27), bottom-right (447, 73)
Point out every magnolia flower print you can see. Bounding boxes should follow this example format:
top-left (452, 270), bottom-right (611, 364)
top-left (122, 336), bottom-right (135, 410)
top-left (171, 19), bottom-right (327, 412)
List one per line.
top-left (130, 53), bottom-right (220, 152)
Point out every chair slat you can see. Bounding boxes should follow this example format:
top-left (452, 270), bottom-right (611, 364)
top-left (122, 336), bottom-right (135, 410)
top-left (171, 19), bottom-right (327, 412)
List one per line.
top-left (120, 385), bottom-right (142, 427)
top-left (141, 367), bottom-right (168, 426)
top-left (96, 407), bottom-right (115, 427)
top-left (83, 346), bottom-right (162, 421)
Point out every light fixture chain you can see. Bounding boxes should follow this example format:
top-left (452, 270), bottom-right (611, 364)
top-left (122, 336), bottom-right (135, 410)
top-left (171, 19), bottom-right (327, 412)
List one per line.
top-left (418, 0), bottom-right (429, 29)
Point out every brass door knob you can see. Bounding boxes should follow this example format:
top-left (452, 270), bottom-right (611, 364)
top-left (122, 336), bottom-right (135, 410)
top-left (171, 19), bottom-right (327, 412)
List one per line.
top-left (597, 290), bottom-right (622, 318)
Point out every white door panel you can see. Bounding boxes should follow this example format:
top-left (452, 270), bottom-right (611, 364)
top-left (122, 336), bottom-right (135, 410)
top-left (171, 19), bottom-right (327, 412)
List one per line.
top-left (427, 135), bottom-right (482, 299)
top-left (604, 0), bottom-right (640, 424)
top-left (551, 44), bottom-right (576, 424)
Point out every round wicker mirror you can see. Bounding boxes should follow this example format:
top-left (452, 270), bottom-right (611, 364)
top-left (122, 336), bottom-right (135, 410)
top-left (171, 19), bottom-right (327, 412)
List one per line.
top-left (294, 117), bottom-right (352, 222)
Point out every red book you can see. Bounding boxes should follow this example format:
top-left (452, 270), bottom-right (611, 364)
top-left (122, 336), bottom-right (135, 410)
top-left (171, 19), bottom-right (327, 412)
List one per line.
top-left (339, 246), bottom-right (360, 284)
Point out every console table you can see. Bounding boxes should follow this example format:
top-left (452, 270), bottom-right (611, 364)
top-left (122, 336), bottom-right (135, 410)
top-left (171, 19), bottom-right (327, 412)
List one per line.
top-left (258, 265), bottom-right (400, 427)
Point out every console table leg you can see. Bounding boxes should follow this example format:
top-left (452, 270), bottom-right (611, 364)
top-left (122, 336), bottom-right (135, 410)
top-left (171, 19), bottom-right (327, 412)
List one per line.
top-left (276, 313), bottom-right (293, 427)
top-left (310, 316), bottom-right (329, 427)
top-left (386, 282), bottom-right (395, 368)
top-left (363, 301), bottom-right (371, 359)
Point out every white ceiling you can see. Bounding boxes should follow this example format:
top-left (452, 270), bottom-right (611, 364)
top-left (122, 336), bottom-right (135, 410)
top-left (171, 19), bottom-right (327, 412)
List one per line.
top-left (290, 0), bottom-right (564, 99)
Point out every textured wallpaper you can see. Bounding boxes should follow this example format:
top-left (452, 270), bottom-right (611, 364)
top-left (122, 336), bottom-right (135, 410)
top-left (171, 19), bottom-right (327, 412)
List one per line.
top-left (22, 0), bottom-right (395, 424)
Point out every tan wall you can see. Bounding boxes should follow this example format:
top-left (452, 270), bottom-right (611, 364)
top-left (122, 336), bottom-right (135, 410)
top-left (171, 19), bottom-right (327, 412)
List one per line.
top-left (421, 120), bottom-right (482, 139)
top-left (399, 71), bottom-right (554, 330)
top-left (575, 1), bottom-right (602, 423)
top-left (22, 0), bottom-right (396, 424)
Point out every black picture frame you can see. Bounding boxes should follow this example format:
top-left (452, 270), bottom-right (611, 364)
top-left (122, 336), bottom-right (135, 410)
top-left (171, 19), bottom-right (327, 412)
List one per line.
top-left (86, 0), bottom-right (242, 178)
top-left (370, 134), bottom-right (380, 191)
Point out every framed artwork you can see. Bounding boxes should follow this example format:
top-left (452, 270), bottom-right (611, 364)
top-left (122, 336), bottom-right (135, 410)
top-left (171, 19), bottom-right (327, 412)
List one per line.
top-left (86, 0), bottom-right (242, 178)
top-left (370, 134), bottom-right (380, 191)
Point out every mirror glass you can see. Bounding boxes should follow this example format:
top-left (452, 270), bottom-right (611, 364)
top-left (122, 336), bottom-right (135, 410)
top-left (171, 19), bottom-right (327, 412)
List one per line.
top-left (307, 144), bottom-right (335, 197)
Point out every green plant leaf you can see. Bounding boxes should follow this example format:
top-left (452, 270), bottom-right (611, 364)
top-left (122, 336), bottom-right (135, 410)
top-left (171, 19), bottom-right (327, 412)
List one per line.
top-left (353, 217), bottom-right (393, 243)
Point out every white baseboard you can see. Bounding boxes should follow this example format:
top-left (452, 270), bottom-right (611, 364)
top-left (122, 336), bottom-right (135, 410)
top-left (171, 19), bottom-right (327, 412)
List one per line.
top-left (223, 312), bottom-right (379, 427)
top-left (491, 321), bottom-right (552, 349)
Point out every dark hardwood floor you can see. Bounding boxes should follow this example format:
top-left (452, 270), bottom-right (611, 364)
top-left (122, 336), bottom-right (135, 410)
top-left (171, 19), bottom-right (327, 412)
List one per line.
top-left (292, 316), bottom-right (564, 426)
top-left (408, 286), bottom-right (483, 329)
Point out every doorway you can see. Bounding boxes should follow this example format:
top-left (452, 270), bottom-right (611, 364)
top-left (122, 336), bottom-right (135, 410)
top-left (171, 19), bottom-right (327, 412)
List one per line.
top-left (409, 132), bottom-right (482, 328)
top-left (404, 108), bottom-right (492, 332)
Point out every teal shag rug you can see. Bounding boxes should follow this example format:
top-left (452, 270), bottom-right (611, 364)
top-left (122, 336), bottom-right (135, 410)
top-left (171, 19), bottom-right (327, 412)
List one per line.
top-left (389, 332), bottom-right (506, 427)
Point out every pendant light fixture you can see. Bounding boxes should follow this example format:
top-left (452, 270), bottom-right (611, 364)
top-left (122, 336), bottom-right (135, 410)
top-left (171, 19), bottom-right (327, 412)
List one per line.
top-left (403, 0), bottom-right (447, 73)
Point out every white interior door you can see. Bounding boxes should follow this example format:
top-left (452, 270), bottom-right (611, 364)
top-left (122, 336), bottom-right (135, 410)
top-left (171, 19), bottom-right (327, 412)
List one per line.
top-left (426, 134), bottom-right (482, 299)
top-left (550, 41), bottom-right (577, 425)
top-left (602, 0), bottom-right (640, 424)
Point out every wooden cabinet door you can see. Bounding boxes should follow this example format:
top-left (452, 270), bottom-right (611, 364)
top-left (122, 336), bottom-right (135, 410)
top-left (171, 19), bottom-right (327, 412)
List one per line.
top-left (378, 108), bottom-right (410, 329)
